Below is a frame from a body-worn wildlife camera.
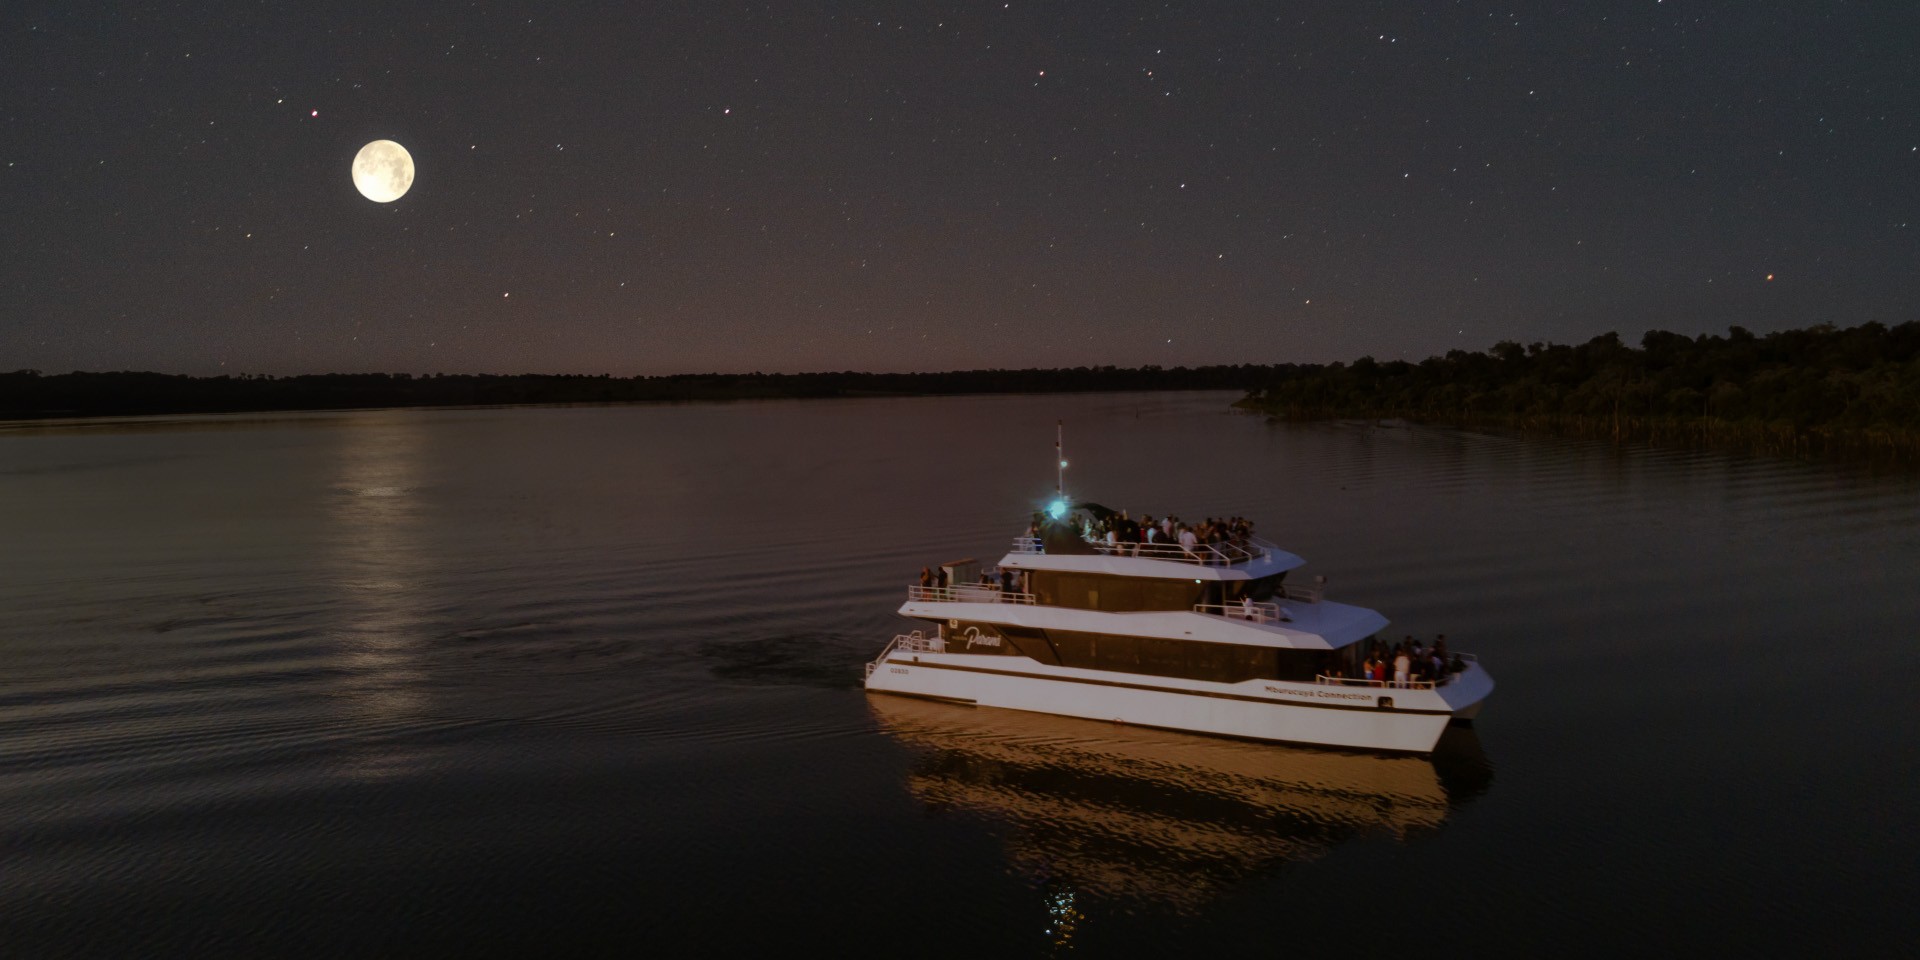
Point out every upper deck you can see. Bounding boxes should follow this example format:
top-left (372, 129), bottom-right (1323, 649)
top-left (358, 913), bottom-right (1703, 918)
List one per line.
top-left (999, 534), bottom-right (1306, 581)
top-left (901, 580), bottom-right (1384, 650)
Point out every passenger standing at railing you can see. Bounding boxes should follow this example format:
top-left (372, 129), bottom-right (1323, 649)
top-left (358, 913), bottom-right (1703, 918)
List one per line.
top-left (934, 567), bottom-right (947, 591)
top-left (918, 567), bottom-right (933, 592)
top-left (1177, 523), bottom-right (1198, 558)
top-left (1393, 646), bottom-right (1411, 688)
top-left (1000, 569), bottom-right (1014, 596)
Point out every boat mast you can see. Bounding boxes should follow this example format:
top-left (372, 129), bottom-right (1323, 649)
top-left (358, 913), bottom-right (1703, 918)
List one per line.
top-left (1055, 420), bottom-right (1066, 500)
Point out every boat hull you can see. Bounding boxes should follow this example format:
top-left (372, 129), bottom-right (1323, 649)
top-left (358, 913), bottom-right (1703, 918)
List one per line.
top-left (866, 653), bottom-right (1490, 754)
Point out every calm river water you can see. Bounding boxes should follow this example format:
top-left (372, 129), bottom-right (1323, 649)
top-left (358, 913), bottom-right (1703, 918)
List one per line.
top-left (2, 392), bottom-right (1916, 956)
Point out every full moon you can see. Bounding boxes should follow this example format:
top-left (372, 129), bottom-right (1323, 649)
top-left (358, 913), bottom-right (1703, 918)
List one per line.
top-left (351, 139), bottom-right (415, 203)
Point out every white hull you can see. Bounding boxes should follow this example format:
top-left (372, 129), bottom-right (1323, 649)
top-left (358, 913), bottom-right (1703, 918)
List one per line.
top-left (866, 650), bottom-right (1493, 754)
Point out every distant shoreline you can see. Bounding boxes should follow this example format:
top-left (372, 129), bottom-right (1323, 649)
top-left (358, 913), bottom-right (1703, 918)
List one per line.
top-left (10, 320), bottom-right (1915, 463)
top-left (0, 366), bottom-right (1293, 423)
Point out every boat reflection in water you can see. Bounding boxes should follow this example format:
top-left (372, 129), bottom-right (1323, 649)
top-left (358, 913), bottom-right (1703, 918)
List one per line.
top-left (870, 695), bottom-right (1493, 921)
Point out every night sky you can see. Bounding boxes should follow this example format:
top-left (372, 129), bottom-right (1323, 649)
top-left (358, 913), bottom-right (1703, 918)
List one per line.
top-left (5, 1), bottom-right (1917, 376)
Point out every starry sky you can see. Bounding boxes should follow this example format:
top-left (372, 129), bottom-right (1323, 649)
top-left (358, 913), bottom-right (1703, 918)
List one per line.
top-left (5, 1), bottom-right (1918, 376)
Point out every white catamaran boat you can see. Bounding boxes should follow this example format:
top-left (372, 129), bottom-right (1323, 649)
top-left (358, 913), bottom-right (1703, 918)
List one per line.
top-left (863, 427), bottom-right (1494, 754)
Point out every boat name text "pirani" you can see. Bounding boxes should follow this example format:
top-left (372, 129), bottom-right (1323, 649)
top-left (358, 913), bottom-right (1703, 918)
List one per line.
top-left (963, 628), bottom-right (1003, 650)
top-left (1264, 685), bottom-right (1375, 702)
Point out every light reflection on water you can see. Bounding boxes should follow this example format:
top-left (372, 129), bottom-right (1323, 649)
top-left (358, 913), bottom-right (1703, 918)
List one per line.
top-left (870, 695), bottom-right (1491, 916)
top-left (327, 413), bottom-right (431, 780)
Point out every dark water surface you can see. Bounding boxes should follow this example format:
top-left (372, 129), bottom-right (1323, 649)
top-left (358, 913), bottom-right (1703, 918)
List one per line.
top-left (3, 393), bottom-right (1916, 956)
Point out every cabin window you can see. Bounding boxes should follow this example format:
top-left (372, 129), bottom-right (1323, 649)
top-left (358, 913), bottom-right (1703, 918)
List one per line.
top-left (1029, 572), bottom-right (1207, 612)
top-left (1039, 629), bottom-right (1307, 684)
top-left (1187, 640), bottom-right (1235, 681)
top-left (1140, 638), bottom-right (1188, 676)
top-left (1244, 573), bottom-right (1284, 602)
top-left (996, 625), bottom-right (1060, 665)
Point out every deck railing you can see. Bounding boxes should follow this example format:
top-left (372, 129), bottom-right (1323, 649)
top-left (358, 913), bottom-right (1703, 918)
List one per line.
top-left (1191, 580), bottom-right (1325, 624)
top-left (1277, 580), bottom-right (1324, 604)
top-left (1009, 534), bottom-right (1277, 567)
top-left (1312, 653), bottom-right (1475, 690)
top-left (1315, 674), bottom-right (1441, 691)
top-left (906, 584), bottom-right (1036, 605)
top-left (1193, 600), bottom-right (1289, 623)
top-left (865, 630), bottom-right (942, 678)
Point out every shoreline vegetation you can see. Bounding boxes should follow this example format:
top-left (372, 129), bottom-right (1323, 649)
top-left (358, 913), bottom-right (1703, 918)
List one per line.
top-left (1237, 322), bottom-right (1920, 464)
top-left (5, 321), bottom-right (1915, 462)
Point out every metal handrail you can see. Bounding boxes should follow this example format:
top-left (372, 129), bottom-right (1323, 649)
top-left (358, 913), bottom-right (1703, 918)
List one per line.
top-left (1277, 581), bottom-right (1324, 604)
top-left (1008, 533), bottom-right (1278, 567)
top-left (1193, 601), bottom-right (1289, 624)
top-left (1311, 652), bottom-right (1475, 690)
top-left (864, 637), bottom-right (897, 678)
top-left (865, 630), bottom-right (942, 678)
top-left (906, 584), bottom-right (1036, 605)
top-left (1314, 674), bottom-right (1440, 691)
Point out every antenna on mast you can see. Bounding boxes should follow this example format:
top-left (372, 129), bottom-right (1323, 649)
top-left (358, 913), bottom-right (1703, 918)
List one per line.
top-left (1046, 420), bottom-right (1070, 521)
top-left (1055, 420), bottom-right (1066, 498)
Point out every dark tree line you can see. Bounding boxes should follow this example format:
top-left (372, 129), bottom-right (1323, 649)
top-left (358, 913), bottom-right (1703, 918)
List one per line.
top-left (9, 322), bottom-right (1915, 461)
top-left (0, 364), bottom-right (1298, 420)
top-left (1239, 322), bottom-right (1920, 461)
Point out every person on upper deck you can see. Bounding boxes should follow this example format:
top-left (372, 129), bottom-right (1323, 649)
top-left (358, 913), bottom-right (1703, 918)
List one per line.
top-left (1177, 523), bottom-right (1198, 558)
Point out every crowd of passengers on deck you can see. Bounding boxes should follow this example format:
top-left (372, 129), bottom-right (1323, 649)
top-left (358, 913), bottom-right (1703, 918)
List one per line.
top-left (917, 565), bottom-right (1025, 597)
top-left (1318, 635), bottom-right (1464, 688)
top-left (1027, 510), bottom-right (1257, 560)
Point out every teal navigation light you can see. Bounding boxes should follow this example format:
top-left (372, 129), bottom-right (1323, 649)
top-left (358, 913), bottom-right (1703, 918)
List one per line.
top-left (1048, 498), bottom-right (1069, 520)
